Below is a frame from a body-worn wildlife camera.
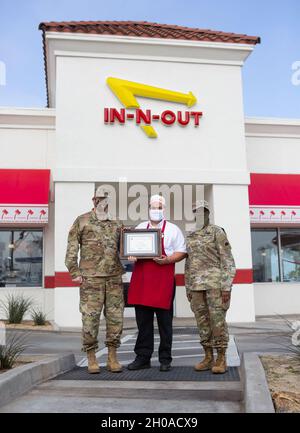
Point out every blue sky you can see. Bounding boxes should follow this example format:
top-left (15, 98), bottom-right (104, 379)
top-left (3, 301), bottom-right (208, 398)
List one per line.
top-left (0, 0), bottom-right (299, 118)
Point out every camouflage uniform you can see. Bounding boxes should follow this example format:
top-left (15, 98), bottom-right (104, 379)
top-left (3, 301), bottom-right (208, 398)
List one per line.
top-left (185, 224), bottom-right (236, 349)
top-left (65, 210), bottom-right (125, 352)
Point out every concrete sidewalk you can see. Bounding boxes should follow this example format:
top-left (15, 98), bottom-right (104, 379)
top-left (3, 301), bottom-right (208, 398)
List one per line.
top-left (0, 328), bottom-right (243, 413)
top-left (2, 315), bottom-right (297, 413)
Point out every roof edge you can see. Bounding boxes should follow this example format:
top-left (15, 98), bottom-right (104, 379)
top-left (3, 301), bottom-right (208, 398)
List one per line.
top-left (39, 20), bottom-right (261, 107)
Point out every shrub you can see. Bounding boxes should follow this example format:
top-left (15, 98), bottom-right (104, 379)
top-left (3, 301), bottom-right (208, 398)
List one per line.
top-left (31, 309), bottom-right (47, 326)
top-left (0, 293), bottom-right (33, 324)
top-left (0, 332), bottom-right (29, 370)
top-left (276, 315), bottom-right (300, 358)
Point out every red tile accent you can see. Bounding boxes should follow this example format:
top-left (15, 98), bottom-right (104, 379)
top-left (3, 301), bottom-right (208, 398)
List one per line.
top-left (233, 269), bottom-right (253, 284)
top-left (44, 276), bottom-right (55, 288)
top-left (54, 269), bottom-right (253, 288)
top-left (55, 272), bottom-right (78, 287)
top-left (175, 269), bottom-right (253, 286)
top-left (175, 274), bottom-right (186, 286)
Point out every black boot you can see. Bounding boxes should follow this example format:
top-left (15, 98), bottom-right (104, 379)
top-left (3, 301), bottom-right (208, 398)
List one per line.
top-left (127, 358), bottom-right (151, 370)
top-left (160, 363), bottom-right (171, 372)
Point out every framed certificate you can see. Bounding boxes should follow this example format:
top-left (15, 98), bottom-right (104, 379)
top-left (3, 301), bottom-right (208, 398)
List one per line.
top-left (120, 227), bottom-right (162, 259)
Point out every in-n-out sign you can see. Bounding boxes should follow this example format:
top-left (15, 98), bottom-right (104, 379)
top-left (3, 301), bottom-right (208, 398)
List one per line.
top-left (104, 77), bottom-right (203, 138)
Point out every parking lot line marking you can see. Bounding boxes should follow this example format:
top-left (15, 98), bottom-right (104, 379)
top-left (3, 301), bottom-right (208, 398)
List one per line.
top-left (97, 353), bottom-right (203, 366)
top-left (77, 334), bottom-right (134, 367)
top-left (121, 339), bottom-right (199, 347)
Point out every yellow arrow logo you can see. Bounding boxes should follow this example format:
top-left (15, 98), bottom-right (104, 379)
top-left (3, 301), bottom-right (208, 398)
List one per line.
top-left (106, 77), bottom-right (198, 138)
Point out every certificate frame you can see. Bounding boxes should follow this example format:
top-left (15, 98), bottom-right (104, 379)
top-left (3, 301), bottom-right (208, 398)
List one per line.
top-left (120, 227), bottom-right (162, 259)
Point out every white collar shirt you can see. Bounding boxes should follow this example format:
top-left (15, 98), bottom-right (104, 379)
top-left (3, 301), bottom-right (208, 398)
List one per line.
top-left (136, 219), bottom-right (187, 257)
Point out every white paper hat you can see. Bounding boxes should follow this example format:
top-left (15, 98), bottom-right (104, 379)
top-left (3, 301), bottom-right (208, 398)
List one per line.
top-left (150, 194), bottom-right (166, 206)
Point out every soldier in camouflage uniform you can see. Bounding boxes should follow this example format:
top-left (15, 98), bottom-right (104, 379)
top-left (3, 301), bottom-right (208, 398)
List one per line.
top-left (65, 187), bottom-right (125, 374)
top-left (185, 200), bottom-right (236, 374)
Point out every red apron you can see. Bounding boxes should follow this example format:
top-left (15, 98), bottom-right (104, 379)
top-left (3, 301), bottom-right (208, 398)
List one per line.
top-left (128, 220), bottom-right (175, 310)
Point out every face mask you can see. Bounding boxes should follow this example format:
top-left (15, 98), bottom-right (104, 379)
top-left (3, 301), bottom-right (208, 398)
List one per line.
top-left (95, 198), bottom-right (109, 220)
top-left (195, 208), bottom-right (209, 229)
top-left (149, 209), bottom-right (164, 222)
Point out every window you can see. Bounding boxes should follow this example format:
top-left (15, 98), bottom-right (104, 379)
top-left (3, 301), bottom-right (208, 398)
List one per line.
top-left (0, 229), bottom-right (43, 287)
top-left (280, 229), bottom-right (300, 282)
top-left (251, 229), bottom-right (280, 282)
top-left (251, 228), bottom-right (300, 283)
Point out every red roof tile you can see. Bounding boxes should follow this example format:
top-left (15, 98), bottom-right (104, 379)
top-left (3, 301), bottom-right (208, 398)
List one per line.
top-left (39, 20), bottom-right (260, 45)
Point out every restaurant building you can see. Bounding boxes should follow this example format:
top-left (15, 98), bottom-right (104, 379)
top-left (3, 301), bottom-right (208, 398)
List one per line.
top-left (0, 21), bottom-right (299, 327)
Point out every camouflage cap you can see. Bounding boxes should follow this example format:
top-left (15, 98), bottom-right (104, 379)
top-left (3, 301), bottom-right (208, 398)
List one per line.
top-left (192, 199), bottom-right (210, 212)
top-left (94, 186), bottom-right (110, 198)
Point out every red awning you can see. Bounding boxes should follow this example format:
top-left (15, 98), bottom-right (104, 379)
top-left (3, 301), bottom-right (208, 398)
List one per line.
top-left (0, 169), bottom-right (50, 204)
top-left (249, 173), bottom-right (300, 206)
top-left (249, 173), bottom-right (300, 224)
top-left (0, 169), bottom-right (50, 224)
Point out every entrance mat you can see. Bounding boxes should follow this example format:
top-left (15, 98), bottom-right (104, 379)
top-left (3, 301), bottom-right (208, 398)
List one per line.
top-left (54, 366), bottom-right (240, 382)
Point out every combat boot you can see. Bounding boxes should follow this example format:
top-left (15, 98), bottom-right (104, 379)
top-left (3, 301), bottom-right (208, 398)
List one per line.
top-left (87, 349), bottom-right (100, 374)
top-left (194, 346), bottom-right (214, 371)
top-left (211, 348), bottom-right (227, 374)
top-left (107, 346), bottom-right (122, 373)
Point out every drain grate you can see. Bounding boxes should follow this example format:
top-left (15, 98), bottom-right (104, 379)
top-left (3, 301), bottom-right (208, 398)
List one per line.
top-left (54, 366), bottom-right (239, 382)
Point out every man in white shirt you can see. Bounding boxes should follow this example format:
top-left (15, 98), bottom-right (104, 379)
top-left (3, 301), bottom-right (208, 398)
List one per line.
top-left (127, 194), bottom-right (187, 371)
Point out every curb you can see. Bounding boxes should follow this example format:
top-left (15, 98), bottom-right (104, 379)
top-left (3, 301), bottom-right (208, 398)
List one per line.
top-left (49, 320), bottom-right (60, 332)
top-left (2, 321), bottom-right (60, 333)
top-left (241, 352), bottom-right (275, 413)
top-left (0, 353), bottom-right (75, 408)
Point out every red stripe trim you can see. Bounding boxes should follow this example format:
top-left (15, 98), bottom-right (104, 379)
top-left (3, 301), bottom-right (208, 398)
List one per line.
top-left (175, 269), bottom-right (253, 286)
top-left (55, 272), bottom-right (78, 287)
top-left (53, 269), bottom-right (253, 288)
top-left (44, 276), bottom-right (55, 288)
top-left (175, 274), bottom-right (185, 286)
top-left (233, 269), bottom-right (253, 284)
